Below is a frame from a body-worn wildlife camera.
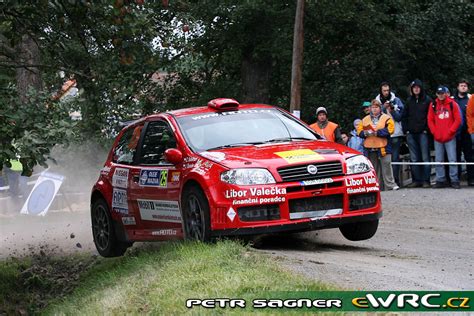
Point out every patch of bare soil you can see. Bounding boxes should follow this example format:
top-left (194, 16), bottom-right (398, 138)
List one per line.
top-left (0, 244), bottom-right (99, 315)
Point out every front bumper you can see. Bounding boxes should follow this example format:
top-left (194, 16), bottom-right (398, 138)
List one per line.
top-left (211, 212), bottom-right (382, 236)
top-left (209, 170), bottom-right (382, 232)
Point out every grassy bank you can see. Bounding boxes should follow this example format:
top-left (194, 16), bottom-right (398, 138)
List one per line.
top-left (1, 240), bottom-right (334, 314)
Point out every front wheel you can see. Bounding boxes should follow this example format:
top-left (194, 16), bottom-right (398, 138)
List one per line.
top-left (91, 199), bottom-right (131, 257)
top-left (339, 219), bottom-right (379, 241)
top-left (182, 186), bottom-right (211, 242)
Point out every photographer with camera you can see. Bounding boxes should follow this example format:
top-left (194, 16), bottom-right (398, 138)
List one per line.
top-left (375, 82), bottom-right (404, 186)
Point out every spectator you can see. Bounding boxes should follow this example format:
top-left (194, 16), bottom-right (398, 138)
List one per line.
top-left (309, 107), bottom-right (344, 144)
top-left (375, 82), bottom-right (405, 186)
top-left (357, 99), bottom-right (399, 191)
top-left (347, 119), bottom-right (364, 153)
top-left (341, 132), bottom-right (349, 145)
top-left (428, 86), bottom-right (462, 189)
top-left (402, 79), bottom-right (432, 188)
top-left (362, 101), bottom-right (371, 116)
top-left (467, 94), bottom-right (474, 155)
top-left (4, 160), bottom-right (28, 199)
top-left (453, 79), bottom-right (474, 186)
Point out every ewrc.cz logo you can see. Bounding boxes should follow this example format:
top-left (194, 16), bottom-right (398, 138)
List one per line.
top-left (352, 293), bottom-right (470, 310)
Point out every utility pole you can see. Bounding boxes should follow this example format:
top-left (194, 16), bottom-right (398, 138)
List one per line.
top-left (290, 0), bottom-right (305, 118)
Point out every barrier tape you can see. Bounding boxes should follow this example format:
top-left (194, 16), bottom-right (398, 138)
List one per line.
top-left (391, 162), bottom-right (474, 165)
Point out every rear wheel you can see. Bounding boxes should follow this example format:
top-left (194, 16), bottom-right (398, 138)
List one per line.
top-left (339, 219), bottom-right (379, 241)
top-left (182, 186), bottom-right (211, 241)
top-left (91, 199), bottom-right (131, 257)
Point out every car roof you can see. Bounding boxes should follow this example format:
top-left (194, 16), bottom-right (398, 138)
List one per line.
top-left (147, 103), bottom-right (277, 120)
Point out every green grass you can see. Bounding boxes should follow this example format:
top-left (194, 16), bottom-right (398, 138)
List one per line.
top-left (39, 240), bottom-right (334, 315)
top-left (0, 240), bottom-right (336, 314)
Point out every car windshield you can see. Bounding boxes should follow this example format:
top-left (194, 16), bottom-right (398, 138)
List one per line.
top-left (175, 108), bottom-right (319, 152)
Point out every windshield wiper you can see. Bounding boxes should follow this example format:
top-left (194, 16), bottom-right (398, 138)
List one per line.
top-left (205, 142), bottom-right (263, 151)
top-left (263, 137), bottom-right (314, 143)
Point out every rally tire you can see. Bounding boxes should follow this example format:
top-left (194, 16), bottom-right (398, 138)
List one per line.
top-left (339, 219), bottom-right (379, 241)
top-left (91, 198), bottom-right (130, 257)
top-left (182, 185), bottom-right (211, 242)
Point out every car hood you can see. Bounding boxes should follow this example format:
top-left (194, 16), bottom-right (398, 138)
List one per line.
top-left (198, 140), bottom-right (358, 169)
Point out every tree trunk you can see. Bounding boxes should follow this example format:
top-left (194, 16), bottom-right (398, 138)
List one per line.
top-left (15, 34), bottom-right (42, 102)
top-left (240, 56), bottom-right (271, 104)
top-left (290, 0), bottom-right (305, 117)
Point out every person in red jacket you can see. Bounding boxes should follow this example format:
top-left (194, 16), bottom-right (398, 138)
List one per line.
top-left (428, 86), bottom-right (462, 189)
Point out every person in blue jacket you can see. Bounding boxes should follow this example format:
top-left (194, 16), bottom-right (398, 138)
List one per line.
top-left (347, 119), bottom-right (364, 153)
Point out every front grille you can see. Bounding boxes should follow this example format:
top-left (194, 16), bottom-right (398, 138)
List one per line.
top-left (349, 193), bottom-right (377, 211)
top-left (238, 205), bottom-right (280, 222)
top-left (289, 194), bottom-right (343, 214)
top-left (278, 161), bottom-right (343, 182)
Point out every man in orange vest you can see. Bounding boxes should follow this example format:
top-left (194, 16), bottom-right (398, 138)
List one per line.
top-left (357, 99), bottom-right (399, 191)
top-left (309, 107), bottom-right (343, 144)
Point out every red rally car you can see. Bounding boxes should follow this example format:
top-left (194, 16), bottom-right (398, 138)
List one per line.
top-left (91, 98), bottom-right (382, 257)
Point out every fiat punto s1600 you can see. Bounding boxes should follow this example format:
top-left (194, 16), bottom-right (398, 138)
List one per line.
top-left (91, 98), bottom-right (382, 257)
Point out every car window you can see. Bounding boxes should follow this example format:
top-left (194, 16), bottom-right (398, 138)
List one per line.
top-left (138, 121), bottom-right (177, 165)
top-left (113, 125), bottom-right (143, 165)
top-left (176, 108), bottom-right (318, 152)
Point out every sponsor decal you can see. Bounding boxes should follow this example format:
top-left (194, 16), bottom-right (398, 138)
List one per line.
top-left (232, 196), bottom-right (286, 205)
top-left (152, 229), bottom-right (178, 236)
top-left (112, 188), bottom-right (128, 214)
top-left (170, 171), bottom-right (181, 183)
top-left (226, 187), bottom-right (287, 206)
top-left (121, 216), bottom-right (136, 225)
top-left (290, 208), bottom-right (343, 220)
top-left (200, 151), bottom-right (225, 162)
top-left (225, 187), bottom-right (287, 198)
top-left (227, 207), bottom-right (236, 221)
top-left (300, 178), bottom-right (334, 186)
top-left (191, 109), bottom-right (272, 121)
top-left (100, 166), bottom-right (111, 176)
top-left (183, 156), bottom-right (198, 169)
top-left (275, 149), bottom-right (324, 164)
top-left (112, 168), bottom-right (129, 188)
top-left (139, 169), bottom-right (168, 187)
top-left (345, 175), bottom-right (378, 187)
top-left (137, 199), bottom-right (181, 222)
top-left (347, 186), bottom-right (380, 194)
top-left (193, 159), bottom-right (214, 175)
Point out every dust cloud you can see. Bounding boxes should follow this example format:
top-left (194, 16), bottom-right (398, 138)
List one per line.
top-left (0, 142), bottom-right (109, 259)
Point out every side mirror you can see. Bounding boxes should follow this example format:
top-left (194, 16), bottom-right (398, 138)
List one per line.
top-left (164, 148), bottom-right (183, 165)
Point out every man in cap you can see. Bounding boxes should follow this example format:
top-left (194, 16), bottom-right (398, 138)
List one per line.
top-left (453, 79), bottom-right (474, 186)
top-left (402, 79), bottom-right (432, 187)
top-left (309, 107), bottom-right (344, 144)
top-left (428, 86), bottom-right (462, 189)
top-left (362, 101), bottom-right (371, 116)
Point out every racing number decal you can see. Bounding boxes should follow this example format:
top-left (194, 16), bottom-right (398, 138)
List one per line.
top-left (160, 170), bottom-right (168, 187)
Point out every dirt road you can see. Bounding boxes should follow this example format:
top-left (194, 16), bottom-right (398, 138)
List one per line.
top-left (1, 188), bottom-right (473, 290)
top-left (257, 188), bottom-right (474, 290)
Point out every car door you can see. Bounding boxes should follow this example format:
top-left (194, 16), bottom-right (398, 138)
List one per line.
top-left (128, 119), bottom-right (183, 240)
top-left (108, 126), bottom-right (140, 222)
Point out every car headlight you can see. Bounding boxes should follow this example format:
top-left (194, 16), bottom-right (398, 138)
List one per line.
top-left (221, 169), bottom-right (276, 185)
top-left (346, 155), bottom-right (372, 174)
